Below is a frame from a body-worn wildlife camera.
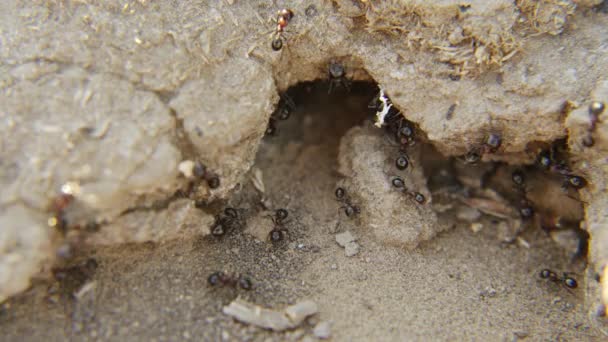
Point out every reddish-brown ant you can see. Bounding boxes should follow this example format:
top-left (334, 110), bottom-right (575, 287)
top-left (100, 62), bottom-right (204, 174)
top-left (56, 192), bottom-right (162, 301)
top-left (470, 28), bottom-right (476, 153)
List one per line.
top-left (269, 208), bottom-right (289, 241)
top-left (391, 176), bottom-right (426, 204)
top-left (539, 269), bottom-right (578, 290)
top-left (207, 271), bottom-right (252, 290)
top-left (335, 187), bottom-right (360, 217)
top-left (271, 9), bottom-right (295, 51)
top-left (48, 193), bottom-right (75, 233)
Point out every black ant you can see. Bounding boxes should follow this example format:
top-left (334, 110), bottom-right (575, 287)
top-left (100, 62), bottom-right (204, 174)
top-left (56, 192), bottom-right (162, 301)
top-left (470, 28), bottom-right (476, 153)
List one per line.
top-left (335, 187), bottom-right (361, 217)
top-left (509, 169), bottom-right (535, 220)
top-left (207, 271), bottom-right (252, 291)
top-left (328, 61), bottom-right (351, 94)
top-left (463, 133), bottom-right (502, 164)
top-left (269, 208), bottom-right (289, 241)
top-left (391, 177), bottom-right (426, 204)
top-left (266, 94), bottom-right (296, 136)
top-left (582, 101), bottom-right (605, 147)
top-left (193, 161), bottom-right (221, 189)
top-left (539, 269), bottom-right (578, 290)
top-left (381, 111), bottom-right (416, 149)
top-left (270, 9), bottom-right (295, 51)
top-left (210, 207), bottom-right (241, 237)
top-left (535, 148), bottom-right (587, 191)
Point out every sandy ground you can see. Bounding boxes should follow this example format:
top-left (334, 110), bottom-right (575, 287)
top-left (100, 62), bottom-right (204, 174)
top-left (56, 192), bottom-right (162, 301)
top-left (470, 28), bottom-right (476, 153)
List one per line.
top-left (0, 83), bottom-right (602, 341)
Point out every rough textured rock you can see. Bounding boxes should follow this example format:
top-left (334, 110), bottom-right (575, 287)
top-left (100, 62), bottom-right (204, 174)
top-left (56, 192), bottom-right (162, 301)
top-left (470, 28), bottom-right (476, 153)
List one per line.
top-left (338, 124), bottom-right (441, 249)
top-left (169, 59), bottom-right (277, 200)
top-left (0, 205), bottom-right (51, 303)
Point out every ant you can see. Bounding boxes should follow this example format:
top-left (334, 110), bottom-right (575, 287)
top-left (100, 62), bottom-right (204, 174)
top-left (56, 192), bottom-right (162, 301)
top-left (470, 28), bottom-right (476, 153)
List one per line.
top-left (335, 187), bottom-right (361, 217)
top-left (210, 207), bottom-right (241, 237)
top-left (463, 133), bottom-right (502, 164)
top-left (193, 161), bottom-right (221, 189)
top-left (582, 101), bottom-right (605, 147)
top-left (269, 208), bottom-right (289, 241)
top-left (47, 181), bottom-right (82, 234)
top-left (266, 94), bottom-right (296, 136)
top-left (536, 148), bottom-right (587, 191)
top-left (539, 269), bottom-right (578, 290)
top-left (391, 177), bottom-right (426, 204)
top-left (328, 61), bottom-right (351, 94)
top-left (48, 193), bottom-right (75, 234)
top-left (207, 271), bottom-right (252, 291)
top-left (510, 169), bottom-right (535, 220)
top-left (270, 9), bottom-right (295, 51)
top-left (379, 110), bottom-right (416, 149)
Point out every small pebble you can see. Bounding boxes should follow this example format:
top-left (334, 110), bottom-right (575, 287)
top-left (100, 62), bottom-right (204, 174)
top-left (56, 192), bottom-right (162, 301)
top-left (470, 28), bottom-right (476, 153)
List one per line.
top-left (335, 231), bottom-right (356, 247)
top-left (345, 241), bottom-right (359, 257)
top-left (470, 222), bottom-right (483, 233)
top-left (313, 321), bottom-right (332, 339)
top-left (330, 264), bottom-right (337, 270)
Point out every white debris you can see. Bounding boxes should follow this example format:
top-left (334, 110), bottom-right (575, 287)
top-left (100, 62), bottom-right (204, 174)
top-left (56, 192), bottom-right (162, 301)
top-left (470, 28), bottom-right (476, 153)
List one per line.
top-left (222, 299), bottom-right (318, 331)
top-left (457, 206), bottom-right (481, 222)
top-left (336, 231), bottom-right (360, 257)
top-left (178, 160), bottom-right (195, 179)
top-left (374, 88), bottom-right (393, 128)
top-left (470, 222), bottom-right (483, 233)
top-left (313, 321), bottom-right (332, 339)
top-left (344, 242), bottom-right (359, 257)
top-left (284, 300), bottom-right (319, 326)
top-left (251, 167), bottom-right (265, 193)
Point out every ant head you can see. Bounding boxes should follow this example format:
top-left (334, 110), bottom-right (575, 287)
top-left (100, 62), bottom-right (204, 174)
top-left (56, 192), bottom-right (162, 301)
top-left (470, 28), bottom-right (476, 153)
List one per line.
top-left (238, 276), bottom-right (253, 290)
top-left (211, 222), bottom-right (226, 236)
top-left (464, 151), bottom-right (480, 164)
top-left (270, 229), bottom-right (283, 241)
top-left (344, 205), bottom-right (357, 217)
top-left (485, 133), bottom-right (502, 151)
top-left (279, 9), bottom-right (294, 21)
top-left (207, 176), bottom-right (220, 189)
top-left (511, 170), bottom-right (525, 187)
top-left (537, 151), bottom-right (552, 169)
top-left (328, 62), bottom-right (345, 79)
top-left (224, 207), bottom-right (238, 218)
top-left (276, 208), bottom-right (288, 221)
top-left (208, 271), bottom-right (223, 286)
top-left (589, 101), bottom-right (605, 116)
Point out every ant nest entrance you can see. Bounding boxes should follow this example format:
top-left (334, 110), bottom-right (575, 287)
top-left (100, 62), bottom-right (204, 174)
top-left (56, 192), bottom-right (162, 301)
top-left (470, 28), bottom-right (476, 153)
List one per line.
top-left (256, 74), bottom-right (588, 263)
